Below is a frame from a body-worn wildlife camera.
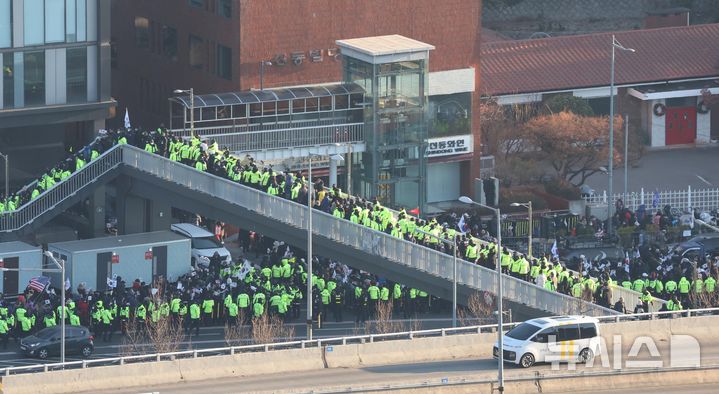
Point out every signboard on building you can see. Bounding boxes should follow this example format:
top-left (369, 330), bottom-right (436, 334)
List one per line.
top-left (425, 135), bottom-right (473, 158)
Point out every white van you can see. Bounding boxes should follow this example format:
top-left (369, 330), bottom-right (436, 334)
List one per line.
top-left (493, 315), bottom-right (601, 368)
top-left (170, 223), bottom-right (232, 267)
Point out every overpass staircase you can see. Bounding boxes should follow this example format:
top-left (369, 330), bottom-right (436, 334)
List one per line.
top-left (0, 145), bottom-right (618, 317)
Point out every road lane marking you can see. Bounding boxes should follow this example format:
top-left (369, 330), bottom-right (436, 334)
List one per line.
top-left (697, 175), bottom-right (713, 186)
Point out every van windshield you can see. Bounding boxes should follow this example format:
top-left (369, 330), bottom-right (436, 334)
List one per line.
top-left (192, 236), bottom-right (223, 250)
top-left (505, 322), bottom-right (541, 340)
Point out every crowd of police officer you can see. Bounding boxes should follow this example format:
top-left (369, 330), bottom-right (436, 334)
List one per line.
top-left (4, 125), bottom-right (718, 345)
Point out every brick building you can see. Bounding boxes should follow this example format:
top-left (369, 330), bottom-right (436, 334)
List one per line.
top-left (111, 0), bottom-right (484, 205)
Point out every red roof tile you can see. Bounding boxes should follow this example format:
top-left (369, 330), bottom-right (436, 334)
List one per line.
top-left (481, 24), bottom-right (719, 96)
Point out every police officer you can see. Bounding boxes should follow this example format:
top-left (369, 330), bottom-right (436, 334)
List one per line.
top-left (332, 287), bottom-right (344, 322)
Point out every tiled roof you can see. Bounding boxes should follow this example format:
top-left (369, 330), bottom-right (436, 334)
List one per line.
top-left (481, 24), bottom-right (719, 96)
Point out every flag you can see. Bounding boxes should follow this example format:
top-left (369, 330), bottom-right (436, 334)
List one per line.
top-left (652, 191), bottom-right (660, 208)
top-left (107, 277), bottom-right (117, 289)
top-left (551, 240), bottom-right (559, 259)
top-left (124, 108), bottom-right (131, 129)
top-left (408, 207), bottom-right (420, 216)
top-left (457, 214), bottom-right (468, 234)
top-left (28, 276), bottom-right (50, 293)
top-left (65, 278), bottom-right (70, 291)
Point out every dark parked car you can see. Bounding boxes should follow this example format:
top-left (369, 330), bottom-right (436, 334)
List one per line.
top-left (19, 326), bottom-right (94, 359)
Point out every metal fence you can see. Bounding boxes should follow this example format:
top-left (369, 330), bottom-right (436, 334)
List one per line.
top-left (206, 122), bottom-right (364, 153)
top-left (123, 145), bottom-right (615, 317)
top-left (584, 186), bottom-right (719, 213)
top-left (2, 307), bottom-right (717, 377)
top-left (0, 147), bottom-right (123, 233)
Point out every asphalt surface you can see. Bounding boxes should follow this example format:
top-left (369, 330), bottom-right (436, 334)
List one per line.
top-left (86, 341), bottom-right (719, 394)
top-left (0, 311), bottom-right (482, 369)
top-left (585, 144), bottom-right (719, 194)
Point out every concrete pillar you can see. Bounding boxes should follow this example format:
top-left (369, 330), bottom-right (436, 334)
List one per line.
top-left (116, 176), bottom-right (147, 235)
top-left (329, 158), bottom-right (338, 188)
top-left (148, 199), bottom-right (172, 232)
top-left (88, 185), bottom-right (106, 237)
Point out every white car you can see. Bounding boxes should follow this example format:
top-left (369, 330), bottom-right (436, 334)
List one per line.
top-left (170, 223), bottom-right (232, 267)
top-left (493, 315), bottom-right (601, 368)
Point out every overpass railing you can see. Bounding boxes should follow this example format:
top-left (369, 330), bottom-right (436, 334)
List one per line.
top-left (2, 307), bottom-right (718, 377)
top-left (122, 145), bottom-right (614, 317)
top-left (170, 118), bottom-right (350, 138)
top-left (202, 122), bottom-right (364, 153)
top-left (0, 146), bottom-right (123, 233)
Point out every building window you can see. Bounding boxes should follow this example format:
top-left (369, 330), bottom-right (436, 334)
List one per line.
top-left (216, 44), bottom-right (231, 80)
top-left (189, 0), bottom-right (204, 8)
top-left (189, 35), bottom-right (205, 69)
top-left (24, 0), bottom-right (45, 46)
top-left (24, 51), bottom-right (45, 106)
top-left (45, 0), bottom-right (65, 43)
top-left (161, 25), bottom-right (178, 61)
top-left (0, 0), bottom-right (11, 48)
top-left (67, 47), bottom-right (87, 103)
top-left (134, 17), bottom-right (149, 48)
top-left (2, 53), bottom-right (13, 108)
top-left (217, 0), bottom-right (231, 18)
top-left (66, 0), bottom-right (86, 42)
top-left (76, 0), bottom-right (86, 42)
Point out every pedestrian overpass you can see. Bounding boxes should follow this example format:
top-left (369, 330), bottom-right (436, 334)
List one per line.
top-left (0, 145), bottom-right (617, 317)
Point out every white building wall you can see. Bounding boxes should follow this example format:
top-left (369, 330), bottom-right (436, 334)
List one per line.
top-left (697, 106), bottom-right (711, 144)
top-left (649, 99), bottom-right (666, 147)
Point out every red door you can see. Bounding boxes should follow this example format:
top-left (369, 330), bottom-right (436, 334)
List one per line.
top-left (665, 107), bottom-right (697, 145)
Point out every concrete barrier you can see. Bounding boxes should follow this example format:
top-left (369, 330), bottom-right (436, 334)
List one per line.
top-left (4, 315), bottom-right (719, 393)
top-left (0, 347), bottom-right (323, 394)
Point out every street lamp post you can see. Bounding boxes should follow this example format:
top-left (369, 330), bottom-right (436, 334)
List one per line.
top-left (459, 196), bottom-right (503, 392)
top-left (510, 201), bottom-right (532, 261)
top-left (623, 114), bottom-right (629, 204)
top-left (306, 152), bottom-right (343, 340)
top-left (306, 154), bottom-right (316, 341)
top-left (173, 88), bottom-right (195, 136)
top-left (608, 35), bottom-right (635, 239)
top-left (0, 151), bottom-right (8, 202)
top-left (259, 61), bottom-right (272, 91)
top-left (40, 252), bottom-right (65, 363)
top-left (415, 228), bottom-right (458, 328)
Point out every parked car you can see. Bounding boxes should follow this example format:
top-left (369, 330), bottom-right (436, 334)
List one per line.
top-left (670, 234), bottom-right (719, 263)
top-left (20, 326), bottom-right (94, 359)
top-left (171, 223), bottom-right (232, 267)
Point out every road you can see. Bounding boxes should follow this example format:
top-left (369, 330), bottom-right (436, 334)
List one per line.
top-left (86, 342), bottom-right (719, 394)
top-left (0, 312), bottom-right (483, 369)
top-left (584, 144), bottom-right (719, 195)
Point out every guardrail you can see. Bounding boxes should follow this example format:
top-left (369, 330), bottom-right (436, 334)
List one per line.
top-left (3, 307), bottom-right (718, 377)
top-left (204, 122), bottom-right (364, 153)
top-left (0, 146), bottom-right (123, 233)
top-left (123, 145), bottom-right (615, 317)
top-left (584, 186), bottom-right (719, 212)
top-left (169, 118), bottom-right (354, 138)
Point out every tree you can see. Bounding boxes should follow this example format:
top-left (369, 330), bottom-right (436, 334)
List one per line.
top-left (523, 111), bottom-right (624, 187)
top-left (543, 94), bottom-right (594, 116)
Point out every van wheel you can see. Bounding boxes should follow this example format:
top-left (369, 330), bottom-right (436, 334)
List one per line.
top-left (578, 348), bottom-right (593, 364)
top-left (520, 353), bottom-right (535, 368)
top-left (38, 348), bottom-right (49, 359)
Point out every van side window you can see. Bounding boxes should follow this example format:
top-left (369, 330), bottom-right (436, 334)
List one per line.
top-left (557, 324), bottom-right (580, 341)
top-left (579, 323), bottom-right (597, 339)
top-left (532, 327), bottom-right (557, 343)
